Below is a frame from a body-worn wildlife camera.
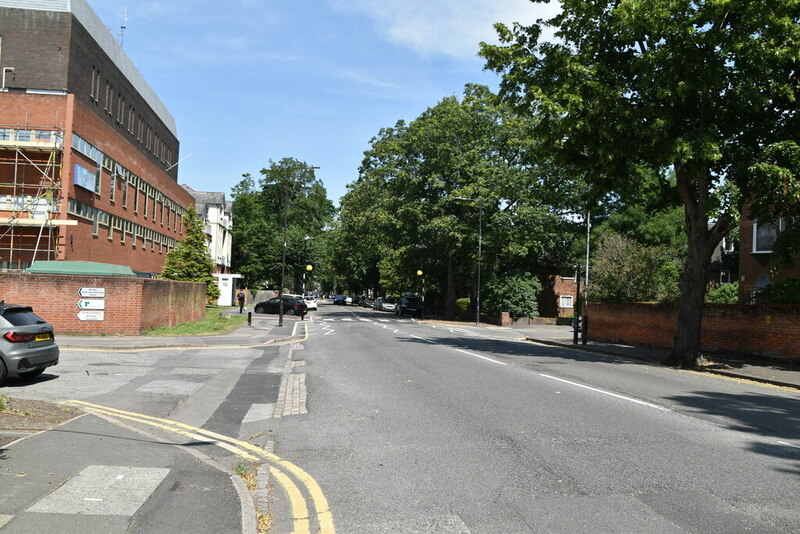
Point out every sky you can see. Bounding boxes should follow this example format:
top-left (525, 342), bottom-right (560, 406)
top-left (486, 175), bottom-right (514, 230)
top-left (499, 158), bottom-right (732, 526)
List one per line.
top-left (88, 0), bottom-right (560, 206)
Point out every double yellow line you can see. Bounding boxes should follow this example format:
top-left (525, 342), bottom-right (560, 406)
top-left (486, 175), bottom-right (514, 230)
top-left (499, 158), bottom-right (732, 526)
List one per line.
top-left (60, 399), bottom-right (334, 534)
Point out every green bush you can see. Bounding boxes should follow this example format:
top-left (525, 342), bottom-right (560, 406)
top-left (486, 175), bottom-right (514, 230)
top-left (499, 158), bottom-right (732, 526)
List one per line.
top-left (455, 298), bottom-right (470, 319)
top-left (706, 282), bottom-right (740, 304)
top-left (483, 274), bottom-right (541, 320)
top-left (757, 278), bottom-right (800, 304)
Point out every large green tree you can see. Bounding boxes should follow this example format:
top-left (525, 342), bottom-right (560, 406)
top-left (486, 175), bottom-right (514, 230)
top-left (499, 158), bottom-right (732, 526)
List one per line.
top-left (231, 158), bottom-right (334, 291)
top-left (338, 85), bottom-right (579, 318)
top-left (161, 205), bottom-right (219, 302)
top-left (481, 0), bottom-right (800, 367)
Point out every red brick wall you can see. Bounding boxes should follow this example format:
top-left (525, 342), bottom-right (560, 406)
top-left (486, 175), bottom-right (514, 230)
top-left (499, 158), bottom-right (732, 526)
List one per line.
top-left (590, 302), bottom-right (800, 362)
top-left (0, 272), bottom-right (205, 335)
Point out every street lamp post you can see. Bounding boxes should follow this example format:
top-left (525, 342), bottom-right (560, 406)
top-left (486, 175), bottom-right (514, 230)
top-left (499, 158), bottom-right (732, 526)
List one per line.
top-left (417, 269), bottom-right (425, 319)
top-left (276, 164), bottom-right (319, 328)
top-left (455, 197), bottom-right (483, 326)
top-left (303, 264), bottom-right (313, 294)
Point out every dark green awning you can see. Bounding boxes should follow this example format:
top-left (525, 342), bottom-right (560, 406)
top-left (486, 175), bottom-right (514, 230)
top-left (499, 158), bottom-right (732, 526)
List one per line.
top-left (26, 261), bottom-right (137, 277)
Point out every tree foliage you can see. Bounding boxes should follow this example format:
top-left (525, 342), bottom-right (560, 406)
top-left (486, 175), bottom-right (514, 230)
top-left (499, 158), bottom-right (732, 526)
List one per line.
top-left (483, 274), bottom-right (541, 320)
top-left (161, 205), bottom-right (219, 302)
top-left (335, 85), bottom-right (581, 318)
top-left (230, 158), bottom-right (335, 291)
top-left (591, 231), bottom-right (681, 303)
top-left (481, 0), bottom-right (800, 366)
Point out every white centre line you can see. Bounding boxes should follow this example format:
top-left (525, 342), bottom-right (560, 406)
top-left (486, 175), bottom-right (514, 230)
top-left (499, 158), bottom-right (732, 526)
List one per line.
top-left (539, 373), bottom-right (669, 411)
top-left (454, 348), bottom-right (507, 365)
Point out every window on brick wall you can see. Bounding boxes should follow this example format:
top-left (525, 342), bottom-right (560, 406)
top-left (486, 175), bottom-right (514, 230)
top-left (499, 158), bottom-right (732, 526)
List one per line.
top-left (752, 218), bottom-right (786, 253)
top-left (560, 295), bottom-right (574, 308)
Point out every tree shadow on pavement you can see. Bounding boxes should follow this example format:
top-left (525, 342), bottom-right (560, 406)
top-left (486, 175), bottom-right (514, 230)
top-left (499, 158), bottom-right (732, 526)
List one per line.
top-left (663, 390), bottom-right (800, 475)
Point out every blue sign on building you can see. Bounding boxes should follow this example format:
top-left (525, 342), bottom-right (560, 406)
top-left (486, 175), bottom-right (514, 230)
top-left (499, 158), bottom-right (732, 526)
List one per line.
top-left (73, 163), bottom-right (97, 192)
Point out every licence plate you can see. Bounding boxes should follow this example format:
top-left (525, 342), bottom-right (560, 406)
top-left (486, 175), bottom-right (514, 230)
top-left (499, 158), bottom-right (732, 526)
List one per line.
top-left (35, 333), bottom-right (51, 341)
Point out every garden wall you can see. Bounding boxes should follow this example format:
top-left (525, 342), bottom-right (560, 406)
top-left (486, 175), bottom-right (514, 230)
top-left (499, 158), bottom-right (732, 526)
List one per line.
top-left (589, 302), bottom-right (800, 362)
top-left (0, 272), bottom-right (205, 335)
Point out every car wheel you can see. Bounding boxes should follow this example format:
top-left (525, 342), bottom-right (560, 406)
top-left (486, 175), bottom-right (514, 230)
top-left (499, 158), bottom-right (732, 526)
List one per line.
top-left (286, 308), bottom-right (296, 316)
top-left (254, 304), bottom-right (265, 313)
top-left (0, 358), bottom-right (6, 386)
top-left (18, 368), bottom-right (45, 379)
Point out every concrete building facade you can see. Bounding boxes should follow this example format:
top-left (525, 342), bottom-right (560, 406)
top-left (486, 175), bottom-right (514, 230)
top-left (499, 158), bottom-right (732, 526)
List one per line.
top-left (0, 0), bottom-right (194, 274)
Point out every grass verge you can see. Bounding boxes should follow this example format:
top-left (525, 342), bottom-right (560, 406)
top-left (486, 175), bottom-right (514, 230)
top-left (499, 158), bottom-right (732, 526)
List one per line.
top-left (141, 306), bottom-right (247, 336)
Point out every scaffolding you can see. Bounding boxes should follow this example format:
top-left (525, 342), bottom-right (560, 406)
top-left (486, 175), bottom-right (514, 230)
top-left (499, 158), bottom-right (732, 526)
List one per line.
top-left (0, 125), bottom-right (66, 270)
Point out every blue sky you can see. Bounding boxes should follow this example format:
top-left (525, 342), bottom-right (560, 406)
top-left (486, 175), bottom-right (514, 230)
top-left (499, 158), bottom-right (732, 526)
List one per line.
top-left (88, 0), bottom-right (559, 206)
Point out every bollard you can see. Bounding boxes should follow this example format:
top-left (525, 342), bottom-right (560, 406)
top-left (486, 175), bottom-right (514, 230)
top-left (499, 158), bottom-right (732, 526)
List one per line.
top-left (248, 311), bottom-right (252, 327)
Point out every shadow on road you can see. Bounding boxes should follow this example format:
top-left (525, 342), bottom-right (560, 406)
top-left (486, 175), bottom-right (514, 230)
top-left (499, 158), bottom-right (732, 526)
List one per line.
top-left (664, 390), bottom-right (800, 476)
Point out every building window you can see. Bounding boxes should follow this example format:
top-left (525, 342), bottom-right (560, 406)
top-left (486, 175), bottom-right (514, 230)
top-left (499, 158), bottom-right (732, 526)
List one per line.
top-left (720, 270), bottom-right (731, 285)
top-left (560, 295), bottom-right (574, 308)
top-left (752, 218), bottom-right (786, 254)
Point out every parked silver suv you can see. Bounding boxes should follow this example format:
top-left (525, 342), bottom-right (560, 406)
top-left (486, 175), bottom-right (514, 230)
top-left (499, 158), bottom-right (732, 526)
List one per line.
top-left (0, 302), bottom-right (59, 386)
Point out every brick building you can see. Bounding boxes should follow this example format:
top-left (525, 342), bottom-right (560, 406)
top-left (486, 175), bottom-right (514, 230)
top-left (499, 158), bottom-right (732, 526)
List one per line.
top-left (739, 215), bottom-right (800, 301)
top-left (0, 0), bottom-right (194, 275)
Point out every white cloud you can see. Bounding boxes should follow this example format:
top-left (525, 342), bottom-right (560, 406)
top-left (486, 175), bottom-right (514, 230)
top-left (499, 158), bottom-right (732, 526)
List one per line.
top-left (330, 0), bottom-right (560, 59)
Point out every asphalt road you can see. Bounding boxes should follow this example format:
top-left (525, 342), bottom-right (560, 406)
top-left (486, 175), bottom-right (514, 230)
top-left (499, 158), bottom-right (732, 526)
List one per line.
top-left (277, 303), bottom-right (800, 533)
top-left (3, 302), bottom-right (798, 533)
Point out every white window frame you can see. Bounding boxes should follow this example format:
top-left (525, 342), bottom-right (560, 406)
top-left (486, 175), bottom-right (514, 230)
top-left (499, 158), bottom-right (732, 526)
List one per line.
top-left (752, 218), bottom-right (786, 254)
top-left (560, 295), bottom-right (574, 309)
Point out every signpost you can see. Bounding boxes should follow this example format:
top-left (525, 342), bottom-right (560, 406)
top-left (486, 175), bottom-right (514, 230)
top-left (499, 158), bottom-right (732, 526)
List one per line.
top-left (77, 299), bottom-right (105, 310)
top-left (77, 288), bottom-right (106, 321)
top-left (77, 310), bottom-right (104, 321)
top-left (78, 287), bottom-right (106, 298)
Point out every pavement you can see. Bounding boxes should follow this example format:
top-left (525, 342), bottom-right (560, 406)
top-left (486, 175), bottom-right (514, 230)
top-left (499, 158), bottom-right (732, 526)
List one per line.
top-left (1, 315), bottom-right (798, 534)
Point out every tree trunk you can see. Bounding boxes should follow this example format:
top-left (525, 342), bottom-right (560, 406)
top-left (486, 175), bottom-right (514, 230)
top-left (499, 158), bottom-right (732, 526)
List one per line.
top-left (663, 172), bottom-right (726, 368)
top-left (445, 255), bottom-right (456, 320)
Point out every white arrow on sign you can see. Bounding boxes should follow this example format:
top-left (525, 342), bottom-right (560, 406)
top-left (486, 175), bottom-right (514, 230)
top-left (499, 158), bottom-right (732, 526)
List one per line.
top-left (77, 299), bottom-right (105, 310)
top-left (79, 287), bottom-right (105, 298)
top-left (77, 310), bottom-right (104, 321)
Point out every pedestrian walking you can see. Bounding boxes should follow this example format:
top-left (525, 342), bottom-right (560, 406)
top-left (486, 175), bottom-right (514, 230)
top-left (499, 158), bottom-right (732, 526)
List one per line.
top-left (237, 290), bottom-right (246, 313)
top-left (299, 303), bottom-right (308, 321)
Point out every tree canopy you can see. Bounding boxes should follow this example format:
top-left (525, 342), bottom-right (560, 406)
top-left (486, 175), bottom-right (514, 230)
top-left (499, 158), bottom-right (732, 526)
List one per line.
top-left (481, 0), bottom-right (800, 366)
top-left (230, 158), bottom-right (335, 292)
top-left (335, 84), bottom-right (582, 318)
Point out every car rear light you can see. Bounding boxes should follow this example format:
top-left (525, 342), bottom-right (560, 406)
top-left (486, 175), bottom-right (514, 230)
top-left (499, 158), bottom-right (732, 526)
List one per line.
top-left (3, 331), bottom-right (36, 343)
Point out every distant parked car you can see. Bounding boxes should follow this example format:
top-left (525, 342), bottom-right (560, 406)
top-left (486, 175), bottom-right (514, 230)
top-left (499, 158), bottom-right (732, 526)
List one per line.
top-left (378, 297), bottom-right (397, 312)
top-left (333, 295), bottom-right (347, 305)
top-left (253, 297), bottom-right (308, 316)
top-left (396, 297), bottom-right (422, 318)
top-left (0, 302), bottom-right (59, 386)
top-left (303, 295), bottom-right (318, 310)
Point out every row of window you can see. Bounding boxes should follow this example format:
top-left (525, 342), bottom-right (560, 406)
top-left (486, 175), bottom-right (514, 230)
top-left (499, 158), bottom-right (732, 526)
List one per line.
top-left (89, 66), bottom-right (173, 167)
top-left (71, 133), bottom-right (186, 229)
top-left (68, 198), bottom-right (178, 251)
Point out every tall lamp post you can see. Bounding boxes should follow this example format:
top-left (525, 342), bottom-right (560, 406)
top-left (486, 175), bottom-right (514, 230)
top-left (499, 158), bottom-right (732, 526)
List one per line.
top-left (303, 264), bottom-right (313, 295)
top-left (455, 197), bottom-right (483, 326)
top-left (276, 164), bottom-right (319, 327)
top-left (417, 269), bottom-right (425, 319)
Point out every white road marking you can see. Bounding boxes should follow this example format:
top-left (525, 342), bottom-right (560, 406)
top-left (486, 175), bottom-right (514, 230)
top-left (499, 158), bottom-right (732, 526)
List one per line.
top-left (539, 373), bottom-right (669, 411)
top-left (454, 348), bottom-right (507, 365)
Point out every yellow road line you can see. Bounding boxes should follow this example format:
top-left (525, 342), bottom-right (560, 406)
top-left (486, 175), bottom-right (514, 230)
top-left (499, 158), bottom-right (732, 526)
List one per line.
top-left (270, 466), bottom-right (310, 534)
top-left (61, 400), bottom-right (334, 534)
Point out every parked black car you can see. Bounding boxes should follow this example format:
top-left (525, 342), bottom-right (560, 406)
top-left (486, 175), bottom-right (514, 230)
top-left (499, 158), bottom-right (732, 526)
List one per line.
top-left (396, 297), bottom-right (422, 318)
top-left (253, 297), bottom-right (308, 315)
top-left (0, 302), bottom-right (59, 385)
top-left (333, 295), bottom-right (347, 305)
